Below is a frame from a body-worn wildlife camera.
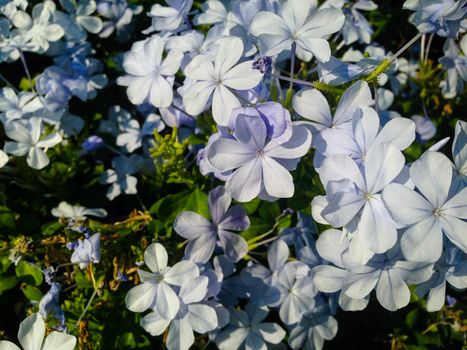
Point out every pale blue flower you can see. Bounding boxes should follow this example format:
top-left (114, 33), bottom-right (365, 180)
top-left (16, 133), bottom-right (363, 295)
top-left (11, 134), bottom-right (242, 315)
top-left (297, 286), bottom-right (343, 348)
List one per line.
top-left (416, 243), bottom-right (467, 311)
top-left (145, 0), bottom-right (193, 33)
top-left (3, 117), bottom-right (62, 170)
top-left (39, 282), bottom-right (66, 331)
top-left (207, 112), bottom-right (311, 202)
top-left (174, 186), bottom-right (250, 263)
top-left (411, 114), bottom-right (437, 142)
top-left (214, 304), bottom-right (286, 350)
top-left (69, 232), bottom-right (101, 269)
top-left (316, 143), bottom-right (406, 257)
top-left (382, 151), bottom-right (467, 262)
top-left (117, 35), bottom-right (183, 108)
top-left (10, 1), bottom-right (64, 53)
top-left (0, 87), bottom-right (42, 124)
top-left (125, 242), bottom-right (199, 320)
top-left (51, 201), bottom-right (107, 220)
top-left (288, 298), bottom-right (338, 350)
top-left (250, 0), bottom-right (345, 62)
top-left (116, 114), bottom-right (165, 153)
top-left (141, 276), bottom-right (219, 350)
top-left (0, 313), bottom-right (76, 350)
top-left (54, 0), bottom-right (103, 42)
top-left (404, 0), bottom-right (467, 37)
top-left (317, 105), bottom-right (414, 164)
top-left (293, 81), bottom-right (372, 151)
top-left (439, 39), bottom-right (467, 99)
top-left (97, 0), bottom-right (142, 39)
top-left (100, 155), bottom-right (140, 200)
top-left (182, 36), bottom-right (264, 126)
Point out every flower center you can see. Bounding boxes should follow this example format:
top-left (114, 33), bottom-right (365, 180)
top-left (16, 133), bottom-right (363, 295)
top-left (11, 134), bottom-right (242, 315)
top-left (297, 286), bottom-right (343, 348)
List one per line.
top-left (432, 208), bottom-right (444, 217)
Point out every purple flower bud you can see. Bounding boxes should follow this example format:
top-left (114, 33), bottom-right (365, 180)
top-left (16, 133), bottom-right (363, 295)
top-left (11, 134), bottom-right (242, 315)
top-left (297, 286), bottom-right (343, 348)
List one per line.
top-left (252, 56), bottom-right (272, 74)
top-left (66, 241), bottom-right (79, 250)
top-left (446, 295), bottom-right (457, 306)
top-left (82, 135), bottom-right (106, 153)
top-left (117, 272), bottom-right (129, 282)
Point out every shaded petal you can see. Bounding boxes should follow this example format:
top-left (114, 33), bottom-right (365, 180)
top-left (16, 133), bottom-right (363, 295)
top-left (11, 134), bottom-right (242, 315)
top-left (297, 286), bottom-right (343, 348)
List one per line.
top-left (410, 152), bottom-right (452, 207)
top-left (208, 138), bottom-right (255, 172)
top-left (209, 186), bottom-right (231, 224)
top-left (358, 197), bottom-right (397, 253)
top-left (226, 158), bottom-right (262, 202)
top-left (187, 304), bottom-right (218, 333)
top-left (375, 117), bottom-right (415, 151)
top-left (174, 212), bottom-right (214, 239)
top-left (401, 217), bottom-right (443, 262)
top-left (264, 124), bottom-right (311, 159)
top-left (219, 205), bottom-right (250, 231)
top-left (365, 143), bottom-right (405, 194)
top-left (313, 265), bottom-right (347, 293)
top-left (440, 216), bottom-right (467, 254)
top-left (184, 234), bottom-right (217, 263)
top-left (182, 81), bottom-right (216, 116)
top-left (334, 81), bottom-right (372, 126)
top-left (382, 183), bottom-right (432, 226)
top-left (376, 270), bottom-right (410, 311)
top-left (218, 230), bottom-right (248, 262)
top-left (292, 88), bottom-right (332, 128)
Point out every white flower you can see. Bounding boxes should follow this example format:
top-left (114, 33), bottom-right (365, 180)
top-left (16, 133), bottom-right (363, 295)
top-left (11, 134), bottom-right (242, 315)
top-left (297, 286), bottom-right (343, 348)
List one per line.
top-left (0, 87), bottom-right (43, 124)
top-left (117, 35), bottom-right (183, 108)
top-left (182, 36), bottom-right (263, 126)
top-left (250, 0), bottom-right (345, 62)
top-left (4, 117), bottom-right (62, 170)
top-left (51, 201), bottom-right (107, 220)
top-left (0, 313), bottom-right (76, 350)
top-left (11, 0), bottom-right (64, 53)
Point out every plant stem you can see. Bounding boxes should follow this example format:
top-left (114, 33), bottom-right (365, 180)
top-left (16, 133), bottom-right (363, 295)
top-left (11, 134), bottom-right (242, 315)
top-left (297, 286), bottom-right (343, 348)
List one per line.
top-left (75, 288), bottom-right (98, 328)
top-left (19, 50), bottom-right (35, 93)
top-left (289, 42), bottom-right (297, 90)
top-left (424, 33), bottom-right (434, 63)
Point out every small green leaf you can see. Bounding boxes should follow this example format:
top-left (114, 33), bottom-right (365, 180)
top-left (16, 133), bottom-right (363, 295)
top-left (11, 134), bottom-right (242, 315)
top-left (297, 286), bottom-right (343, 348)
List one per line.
top-left (16, 261), bottom-right (43, 286)
top-left (0, 274), bottom-right (19, 294)
top-left (21, 284), bottom-right (43, 301)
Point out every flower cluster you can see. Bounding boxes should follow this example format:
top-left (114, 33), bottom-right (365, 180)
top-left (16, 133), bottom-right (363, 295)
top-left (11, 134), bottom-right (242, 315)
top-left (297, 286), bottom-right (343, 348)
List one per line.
top-left (0, 0), bottom-right (466, 349)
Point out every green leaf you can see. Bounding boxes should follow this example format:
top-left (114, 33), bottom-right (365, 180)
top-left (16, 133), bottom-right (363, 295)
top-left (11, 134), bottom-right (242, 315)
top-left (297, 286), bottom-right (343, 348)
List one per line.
top-left (21, 284), bottom-right (43, 301)
top-left (258, 202), bottom-right (280, 222)
top-left (16, 261), bottom-right (43, 286)
top-left (0, 274), bottom-right (19, 294)
top-left (241, 217), bottom-right (271, 241)
top-left (0, 205), bottom-right (16, 230)
top-left (184, 188), bottom-right (209, 217)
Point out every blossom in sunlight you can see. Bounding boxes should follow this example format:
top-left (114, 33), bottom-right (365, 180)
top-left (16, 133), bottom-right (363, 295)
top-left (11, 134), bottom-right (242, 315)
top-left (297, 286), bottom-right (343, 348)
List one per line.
top-left (250, 0), bottom-right (345, 62)
top-left (182, 36), bottom-right (263, 126)
top-left (207, 113), bottom-right (311, 202)
top-left (383, 151), bottom-right (467, 262)
top-left (117, 35), bottom-right (183, 108)
top-left (125, 242), bottom-right (199, 320)
top-left (0, 313), bottom-right (76, 350)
